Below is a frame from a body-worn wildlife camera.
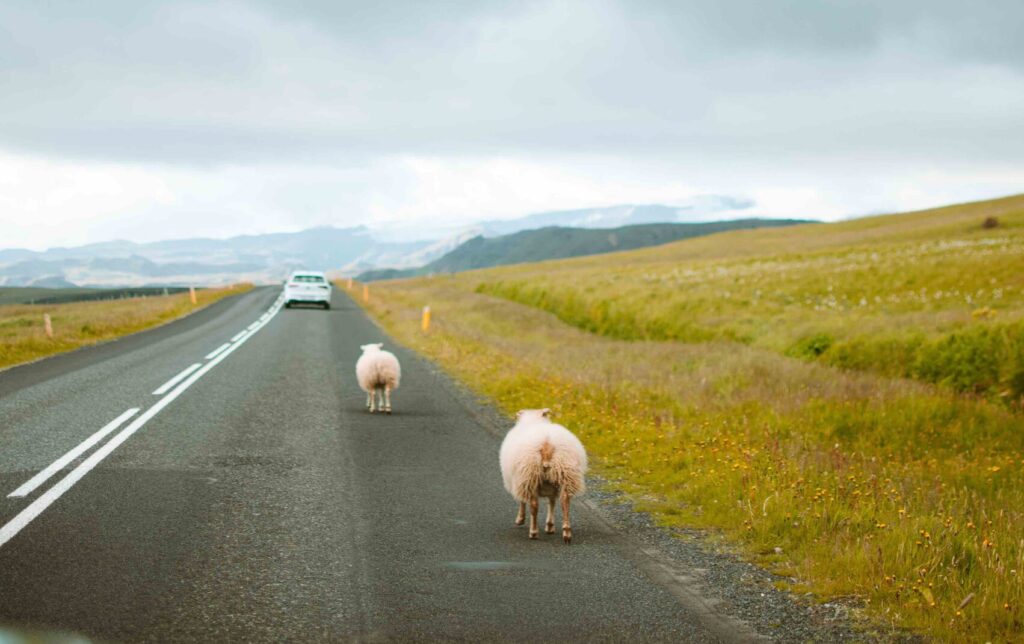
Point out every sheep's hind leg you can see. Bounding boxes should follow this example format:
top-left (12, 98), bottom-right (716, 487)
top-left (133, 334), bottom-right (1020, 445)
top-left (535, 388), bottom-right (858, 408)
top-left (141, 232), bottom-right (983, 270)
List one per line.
top-left (528, 497), bottom-right (539, 539)
top-left (545, 497), bottom-right (556, 534)
top-left (384, 384), bottom-right (392, 414)
top-left (514, 502), bottom-right (526, 526)
top-left (366, 391), bottom-right (373, 411)
top-left (561, 492), bottom-right (573, 544)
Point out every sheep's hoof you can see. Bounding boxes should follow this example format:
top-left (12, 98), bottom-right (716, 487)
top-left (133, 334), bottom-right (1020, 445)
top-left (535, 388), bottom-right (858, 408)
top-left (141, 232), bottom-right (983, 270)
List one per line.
top-left (545, 523), bottom-right (555, 534)
top-left (514, 518), bottom-right (525, 526)
top-left (529, 531), bottom-right (539, 540)
top-left (385, 409), bottom-right (392, 415)
top-left (562, 528), bottom-right (572, 544)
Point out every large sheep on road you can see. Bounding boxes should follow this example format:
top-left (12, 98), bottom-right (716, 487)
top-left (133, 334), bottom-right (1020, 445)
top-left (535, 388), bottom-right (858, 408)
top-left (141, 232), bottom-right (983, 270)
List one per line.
top-left (499, 408), bottom-right (587, 543)
top-left (356, 343), bottom-right (401, 414)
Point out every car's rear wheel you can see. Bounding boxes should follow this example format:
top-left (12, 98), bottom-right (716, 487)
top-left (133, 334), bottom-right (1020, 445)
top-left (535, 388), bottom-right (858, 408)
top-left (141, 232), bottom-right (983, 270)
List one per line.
top-left (284, 301), bottom-right (291, 308)
top-left (323, 302), bottom-right (331, 310)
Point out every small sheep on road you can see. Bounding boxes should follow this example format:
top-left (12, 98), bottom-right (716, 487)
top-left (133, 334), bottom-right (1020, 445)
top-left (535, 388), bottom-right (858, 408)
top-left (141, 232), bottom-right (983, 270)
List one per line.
top-left (356, 343), bottom-right (401, 414)
top-left (499, 408), bottom-right (587, 543)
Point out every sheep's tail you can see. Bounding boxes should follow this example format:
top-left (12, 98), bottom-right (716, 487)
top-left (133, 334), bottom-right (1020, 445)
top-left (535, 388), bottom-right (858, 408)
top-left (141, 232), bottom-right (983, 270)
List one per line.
top-left (513, 441), bottom-right (585, 501)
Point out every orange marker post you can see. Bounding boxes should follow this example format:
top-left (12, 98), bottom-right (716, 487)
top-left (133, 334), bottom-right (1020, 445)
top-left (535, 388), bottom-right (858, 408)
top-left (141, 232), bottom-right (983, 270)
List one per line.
top-left (189, 286), bottom-right (197, 304)
top-left (422, 306), bottom-right (431, 332)
top-left (363, 284), bottom-right (369, 302)
top-left (347, 277), bottom-right (353, 290)
top-left (43, 313), bottom-right (53, 338)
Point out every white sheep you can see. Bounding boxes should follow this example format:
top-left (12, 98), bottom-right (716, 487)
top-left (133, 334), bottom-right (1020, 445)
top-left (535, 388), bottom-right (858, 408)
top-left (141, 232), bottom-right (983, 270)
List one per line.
top-left (356, 343), bottom-right (401, 414)
top-left (499, 408), bottom-right (587, 543)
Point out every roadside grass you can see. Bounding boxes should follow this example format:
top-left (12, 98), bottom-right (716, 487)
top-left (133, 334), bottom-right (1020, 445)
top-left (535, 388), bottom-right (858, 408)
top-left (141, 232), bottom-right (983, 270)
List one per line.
top-left (346, 194), bottom-right (1024, 641)
top-left (472, 195), bottom-right (1024, 405)
top-left (355, 278), bottom-right (1023, 641)
top-left (0, 284), bottom-right (252, 370)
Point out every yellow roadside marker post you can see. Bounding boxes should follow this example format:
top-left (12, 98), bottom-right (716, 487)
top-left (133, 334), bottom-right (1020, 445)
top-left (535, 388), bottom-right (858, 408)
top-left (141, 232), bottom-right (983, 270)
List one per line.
top-left (347, 277), bottom-right (353, 290)
top-left (363, 284), bottom-right (369, 302)
top-left (422, 306), bottom-right (431, 332)
top-left (43, 314), bottom-right (53, 338)
top-left (189, 286), bottom-right (197, 304)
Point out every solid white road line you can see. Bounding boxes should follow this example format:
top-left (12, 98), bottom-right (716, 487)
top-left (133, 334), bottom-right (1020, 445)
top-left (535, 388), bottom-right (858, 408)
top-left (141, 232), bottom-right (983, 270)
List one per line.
top-left (7, 408), bottom-right (141, 499)
top-left (247, 322), bottom-right (259, 330)
top-left (230, 330), bottom-right (246, 342)
top-left (204, 342), bottom-right (231, 360)
top-left (0, 301), bottom-right (283, 549)
top-left (152, 363), bottom-right (202, 395)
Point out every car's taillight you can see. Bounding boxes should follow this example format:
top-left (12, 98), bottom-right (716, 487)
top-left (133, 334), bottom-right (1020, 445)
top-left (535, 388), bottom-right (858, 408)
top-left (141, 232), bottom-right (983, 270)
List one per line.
top-left (318, 285), bottom-right (329, 289)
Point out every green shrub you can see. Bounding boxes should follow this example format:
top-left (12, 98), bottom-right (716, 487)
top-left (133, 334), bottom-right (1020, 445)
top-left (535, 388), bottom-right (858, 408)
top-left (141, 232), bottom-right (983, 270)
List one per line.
top-left (913, 327), bottom-right (1001, 393)
top-left (825, 334), bottom-right (923, 378)
top-left (786, 332), bottom-right (833, 358)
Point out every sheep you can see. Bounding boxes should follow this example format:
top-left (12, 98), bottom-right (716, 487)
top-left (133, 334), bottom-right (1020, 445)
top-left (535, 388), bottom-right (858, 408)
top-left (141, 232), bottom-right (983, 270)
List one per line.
top-left (356, 343), bottom-right (401, 414)
top-left (499, 408), bottom-right (587, 543)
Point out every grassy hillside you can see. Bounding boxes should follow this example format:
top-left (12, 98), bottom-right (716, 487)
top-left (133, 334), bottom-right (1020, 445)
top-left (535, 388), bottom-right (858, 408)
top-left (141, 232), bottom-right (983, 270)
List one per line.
top-left (0, 284), bottom-right (252, 370)
top-left (0, 286), bottom-right (192, 306)
top-left (351, 193), bottom-right (1024, 641)
top-left (0, 286), bottom-right (99, 306)
top-left (477, 195), bottom-right (1024, 404)
top-left (357, 219), bottom-right (811, 281)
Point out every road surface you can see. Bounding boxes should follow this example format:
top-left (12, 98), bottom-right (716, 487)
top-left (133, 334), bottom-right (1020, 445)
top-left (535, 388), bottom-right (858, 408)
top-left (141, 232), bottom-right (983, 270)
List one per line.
top-left (0, 287), bottom-right (747, 642)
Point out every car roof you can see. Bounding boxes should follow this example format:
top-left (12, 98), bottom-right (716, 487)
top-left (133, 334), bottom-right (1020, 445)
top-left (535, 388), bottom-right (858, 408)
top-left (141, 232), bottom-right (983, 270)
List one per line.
top-left (289, 270), bottom-right (326, 278)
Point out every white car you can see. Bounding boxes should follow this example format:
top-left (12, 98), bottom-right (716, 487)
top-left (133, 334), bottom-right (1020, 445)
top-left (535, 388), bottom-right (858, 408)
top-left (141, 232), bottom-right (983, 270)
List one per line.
top-left (283, 270), bottom-right (332, 309)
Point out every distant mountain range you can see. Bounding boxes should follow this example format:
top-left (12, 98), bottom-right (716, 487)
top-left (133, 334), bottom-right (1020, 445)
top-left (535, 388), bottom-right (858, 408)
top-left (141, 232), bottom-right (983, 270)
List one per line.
top-left (0, 196), bottom-right (772, 287)
top-left (0, 227), bottom-right (442, 287)
top-left (357, 218), bottom-right (813, 281)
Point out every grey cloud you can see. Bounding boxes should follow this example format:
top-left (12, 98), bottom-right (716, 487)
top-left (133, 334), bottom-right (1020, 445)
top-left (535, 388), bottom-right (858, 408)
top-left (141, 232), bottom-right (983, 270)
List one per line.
top-left (0, 0), bottom-right (1022, 165)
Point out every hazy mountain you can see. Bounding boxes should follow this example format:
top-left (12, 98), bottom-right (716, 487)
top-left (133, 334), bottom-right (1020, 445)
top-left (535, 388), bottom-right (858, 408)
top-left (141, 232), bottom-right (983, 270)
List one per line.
top-left (366, 195), bottom-right (755, 243)
top-left (357, 218), bottom-right (812, 281)
top-left (0, 196), bottom-right (764, 286)
top-left (475, 196), bottom-right (755, 236)
top-left (0, 227), bottom-right (444, 287)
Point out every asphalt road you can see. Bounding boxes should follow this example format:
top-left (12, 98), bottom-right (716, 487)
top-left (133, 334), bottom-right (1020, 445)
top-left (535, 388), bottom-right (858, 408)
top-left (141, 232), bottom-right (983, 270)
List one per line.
top-left (0, 287), bottom-right (745, 642)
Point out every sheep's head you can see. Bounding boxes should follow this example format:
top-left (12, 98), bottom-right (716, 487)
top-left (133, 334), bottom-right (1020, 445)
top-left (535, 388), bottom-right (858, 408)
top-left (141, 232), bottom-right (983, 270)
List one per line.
top-left (515, 408), bottom-right (551, 423)
top-left (360, 342), bottom-right (384, 352)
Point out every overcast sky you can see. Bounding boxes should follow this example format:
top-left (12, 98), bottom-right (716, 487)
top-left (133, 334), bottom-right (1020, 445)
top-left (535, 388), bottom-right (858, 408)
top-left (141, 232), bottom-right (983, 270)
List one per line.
top-left (2, 0), bottom-right (1023, 250)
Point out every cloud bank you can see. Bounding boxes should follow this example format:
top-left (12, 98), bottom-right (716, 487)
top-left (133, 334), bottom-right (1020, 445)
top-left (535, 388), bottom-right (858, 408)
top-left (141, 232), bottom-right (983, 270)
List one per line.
top-left (1, 0), bottom-right (1022, 249)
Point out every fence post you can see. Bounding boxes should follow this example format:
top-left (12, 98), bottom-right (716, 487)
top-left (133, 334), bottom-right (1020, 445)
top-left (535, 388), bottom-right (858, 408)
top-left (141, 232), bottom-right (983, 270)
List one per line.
top-left (422, 306), bottom-right (431, 332)
top-left (189, 286), bottom-right (197, 304)
top-left (43, 314), bottom-right (53, 338)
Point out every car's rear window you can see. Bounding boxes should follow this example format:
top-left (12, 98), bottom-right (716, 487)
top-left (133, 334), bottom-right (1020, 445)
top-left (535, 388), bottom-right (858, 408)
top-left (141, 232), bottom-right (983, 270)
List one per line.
top-left (292, 275), bottom-right (325, 283)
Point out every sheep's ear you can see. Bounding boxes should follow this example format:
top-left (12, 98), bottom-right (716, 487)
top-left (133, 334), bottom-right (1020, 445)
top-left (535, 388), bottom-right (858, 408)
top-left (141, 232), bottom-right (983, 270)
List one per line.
top-left (376, 343), bottom-right (384, 349)
top-left (515, 410), bottom-right (524, 419)
top-left (541, 408), bottom-right (551, 418)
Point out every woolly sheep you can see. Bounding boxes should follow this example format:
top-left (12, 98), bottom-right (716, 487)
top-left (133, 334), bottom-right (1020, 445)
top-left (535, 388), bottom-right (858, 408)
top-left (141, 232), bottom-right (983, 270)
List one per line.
top-left (499, 408), bottom-right (587, 543)
top-left (356, 343), bottom-right (401, 414)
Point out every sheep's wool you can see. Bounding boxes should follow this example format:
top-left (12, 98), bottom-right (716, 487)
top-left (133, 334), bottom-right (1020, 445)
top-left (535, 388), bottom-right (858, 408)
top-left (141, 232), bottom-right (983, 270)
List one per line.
top-left (356, 343), bottom-right (401, 392)
top-left (499, 412), bottom-right (587, 502)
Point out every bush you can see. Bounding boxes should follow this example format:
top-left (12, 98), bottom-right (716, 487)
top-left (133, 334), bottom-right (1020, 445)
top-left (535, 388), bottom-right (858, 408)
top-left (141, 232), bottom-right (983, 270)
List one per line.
top-left (786, 332), bottom-right (833, 358)
top-left (825, 334), bottom-right (924, 378)
top-left (912, 325), bottom-right (1015, 395)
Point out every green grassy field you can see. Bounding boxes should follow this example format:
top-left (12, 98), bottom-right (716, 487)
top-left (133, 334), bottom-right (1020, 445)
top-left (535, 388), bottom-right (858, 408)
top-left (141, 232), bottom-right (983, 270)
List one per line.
top-left (0, 284), bottom-right (252, 370)
top-left (351, 194), bottom-right (1024, 641)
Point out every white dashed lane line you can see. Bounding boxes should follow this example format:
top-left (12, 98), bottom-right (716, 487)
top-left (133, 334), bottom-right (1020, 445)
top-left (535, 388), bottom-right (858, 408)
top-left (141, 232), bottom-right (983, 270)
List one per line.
top-left (0, 298), bottom-right (284, 550)
top-left (152, 363), bottom-right (202, 395)
top-left (7, 408), bottom-right (140, 499)
top-left (204, 342), bottom-right (231, 360)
